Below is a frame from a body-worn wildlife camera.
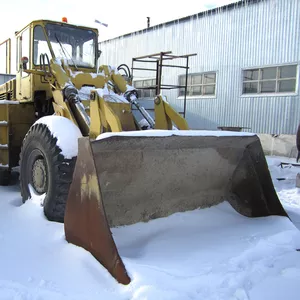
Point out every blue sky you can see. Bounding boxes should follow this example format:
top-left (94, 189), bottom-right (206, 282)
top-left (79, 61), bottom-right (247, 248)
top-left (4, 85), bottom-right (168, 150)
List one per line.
top-left (0, 0), bottom-right (236, 42)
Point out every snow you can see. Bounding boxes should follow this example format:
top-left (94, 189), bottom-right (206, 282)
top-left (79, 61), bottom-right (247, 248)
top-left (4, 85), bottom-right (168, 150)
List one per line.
top-left (0, 155), bottom-right (300, 299)
top-left (78, 85), bottom-right (130, 102)
top-left (97, 129), bottom-right (256, 140)
top-left (126, 84), bottom-right (136, 91)
top-left (54, 58), bottom-right (62, 66)
top-left (96, 84), bottom-right (110, 97)
top-left (96, 84), bottom-right (129, 103)
top-left (34, 116), bottom-right (82, 159)
top-left (0, 100), bottom-right (19, 105)
top-left (108, 65), bottom-right (118, 73)
top-left (69, 70), bottom-right (104, 79)
top-left (103, 94), bottom-right (129, 104)
top-left (69, 70), bottom-right (83, 76)
top-left (57, 58), bottom-right (94, 68)
top-left (93, 72), bottom-right (105, 78)
top-left (78, 86), bottom-right (95, 100)
top-left (139, 118), bottom-right (151, 129)
top-left (266, 156), bottom-right (300, 230)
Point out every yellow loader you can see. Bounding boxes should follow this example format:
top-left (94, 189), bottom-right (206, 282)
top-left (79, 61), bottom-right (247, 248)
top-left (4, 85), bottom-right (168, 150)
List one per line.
top-left (0, 19), bottom-right (287, 285)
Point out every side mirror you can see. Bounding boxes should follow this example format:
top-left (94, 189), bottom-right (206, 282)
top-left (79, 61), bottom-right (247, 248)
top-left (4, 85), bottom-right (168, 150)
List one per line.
top-left (97, 49), bottom-right (102, 58)
top-left (21, 56), bottom-right (28, 70)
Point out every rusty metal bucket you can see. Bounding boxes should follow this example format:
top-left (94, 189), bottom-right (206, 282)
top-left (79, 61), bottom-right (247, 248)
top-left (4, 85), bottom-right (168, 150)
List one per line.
top-left (64, 133), bottom-right (287, 285)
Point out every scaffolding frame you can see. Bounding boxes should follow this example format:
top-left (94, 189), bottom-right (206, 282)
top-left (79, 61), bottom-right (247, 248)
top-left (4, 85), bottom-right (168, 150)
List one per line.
top-left (0, 38), bottom-right (11, 74)
top-left (131, 51), bottom-right (197, 118)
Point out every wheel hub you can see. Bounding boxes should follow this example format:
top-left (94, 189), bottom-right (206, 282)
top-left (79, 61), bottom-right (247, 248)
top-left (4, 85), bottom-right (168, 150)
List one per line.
top-left (32, 158), bottom-right (47, 194)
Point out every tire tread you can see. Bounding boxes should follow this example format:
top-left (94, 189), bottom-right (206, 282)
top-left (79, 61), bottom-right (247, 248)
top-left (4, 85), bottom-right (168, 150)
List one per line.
top-left (19, 123), bottom-right (76, 222)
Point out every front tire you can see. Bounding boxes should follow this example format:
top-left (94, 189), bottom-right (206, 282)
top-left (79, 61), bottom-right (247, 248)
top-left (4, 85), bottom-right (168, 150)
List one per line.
top-left (19, 123), bottom-right (76, 222)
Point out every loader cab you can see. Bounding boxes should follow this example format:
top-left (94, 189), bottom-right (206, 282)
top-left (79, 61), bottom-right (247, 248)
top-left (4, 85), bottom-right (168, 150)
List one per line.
top-left (15, 20), bottom-right (99, 102)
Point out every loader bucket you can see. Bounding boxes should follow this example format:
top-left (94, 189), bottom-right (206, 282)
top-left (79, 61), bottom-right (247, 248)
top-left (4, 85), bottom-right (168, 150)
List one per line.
top-left (64, 132), bottom-right (287, 285)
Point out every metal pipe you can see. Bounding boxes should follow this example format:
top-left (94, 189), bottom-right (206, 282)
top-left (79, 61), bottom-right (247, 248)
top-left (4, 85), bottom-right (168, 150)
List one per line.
top-left (155, 60), bottom-right (159, 95)
top-left (6, 39), bottom-right (11, 74)
top-left (64, 85), bottom-right (91, 133)
top-left (133, 51), bottom-right (172, 60)
top-left (157, 52), bottom-right (163, 95)
top-left (163, 53), bottom-right (197, 59)
top-left (161, 64), bottom-right (187, 69)
top-left (132, 59), bottom-right (158, 63)
top-left (131, 67), bottom-right (157, 71)
top-left (129, 95), bottom-right (155, 128)
top-left (183, 56), bottom-right (189, 119)
top-left (0, 39), bottom-right (11, 74)
top-left (75, 101), bottom-right (91, 126)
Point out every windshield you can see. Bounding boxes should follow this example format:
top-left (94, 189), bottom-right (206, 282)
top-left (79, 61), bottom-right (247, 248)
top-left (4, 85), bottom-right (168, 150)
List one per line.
top-left (34, 23), bottom-right (97, 68)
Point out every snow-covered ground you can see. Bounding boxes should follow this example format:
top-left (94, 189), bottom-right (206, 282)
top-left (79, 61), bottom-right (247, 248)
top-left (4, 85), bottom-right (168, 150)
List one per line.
top-left (1, 156), bottom-right (300, 300)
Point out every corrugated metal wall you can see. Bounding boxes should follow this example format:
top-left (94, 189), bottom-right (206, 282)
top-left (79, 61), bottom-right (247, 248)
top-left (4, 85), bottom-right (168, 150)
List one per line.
top-left (0, 74), bottom-right (15, 85)
top-left (99, 0), bottom-right (300, 134)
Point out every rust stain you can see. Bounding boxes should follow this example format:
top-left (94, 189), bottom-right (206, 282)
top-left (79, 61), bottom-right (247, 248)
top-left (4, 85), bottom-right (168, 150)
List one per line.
top-left (64, 137), bottom-right (131, 285)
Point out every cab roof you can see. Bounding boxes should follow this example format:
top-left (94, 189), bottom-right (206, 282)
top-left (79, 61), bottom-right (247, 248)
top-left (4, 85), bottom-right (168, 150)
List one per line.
top-left (15, 19), bottom-right (98, 36)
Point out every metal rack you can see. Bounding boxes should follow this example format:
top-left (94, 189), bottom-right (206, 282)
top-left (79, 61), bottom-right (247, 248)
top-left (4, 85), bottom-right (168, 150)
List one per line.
top-left (0, 38), bottom-right (11, 74)
top-left (131, 51), bottom-right (197, 118)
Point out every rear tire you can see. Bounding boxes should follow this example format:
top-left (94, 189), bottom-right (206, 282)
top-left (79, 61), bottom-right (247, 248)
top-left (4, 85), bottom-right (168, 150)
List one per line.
top-left (19, 123), bottom-right (76, 222)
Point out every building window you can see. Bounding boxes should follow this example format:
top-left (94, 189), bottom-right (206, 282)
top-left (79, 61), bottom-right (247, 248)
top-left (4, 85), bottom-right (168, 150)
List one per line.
top-left (178, 72), bottom-right (216, 97)
top-left (243, 65), bottom-right (297, 94)
top-left (133, 79), bottom-right (156, 99)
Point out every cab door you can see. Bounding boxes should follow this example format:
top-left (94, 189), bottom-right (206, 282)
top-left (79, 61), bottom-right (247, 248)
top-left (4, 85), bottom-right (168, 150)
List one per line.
top-left (16, 26), bottom-right (32, 101)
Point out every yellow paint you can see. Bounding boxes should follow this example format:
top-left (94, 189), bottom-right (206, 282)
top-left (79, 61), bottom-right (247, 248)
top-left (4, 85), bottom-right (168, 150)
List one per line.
top-left (111, 73), bottom-right (127, 93)
top-left (106, 102), bottom-right (136, 131)
top-left (154, 95), bottom-right (189, 130)
top-left (51, 90), bottom-right (78, 126)
top-left (0, 17), bottom-right (192, 171)
top-left (81, 173), bottom-right (101, 204)
top-left (90, 92), bottom-right (125, 137)
top-left (0, 105), bottom-right (8, 122)
top-left (154, 96), bottom-right (172, 129)
top-left (0, 104), bottom-right (9, 166)
top-left (69, 72), bottom-right (106, 90)
top-left (0, 148), bottom-right (9, 166)
top-left (163, 101), bottom-right (189, 130)
top-left (89, 94), bottom-right (102, 139)
top-left (0, 126), bottom-right (8, 146)
top-left (100, 99), bottom-right (123, 132)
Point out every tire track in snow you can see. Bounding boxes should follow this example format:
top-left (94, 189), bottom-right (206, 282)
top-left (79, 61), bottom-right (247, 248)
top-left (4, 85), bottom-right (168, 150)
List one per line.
top-left (125, 229), bottom-right (300, 300)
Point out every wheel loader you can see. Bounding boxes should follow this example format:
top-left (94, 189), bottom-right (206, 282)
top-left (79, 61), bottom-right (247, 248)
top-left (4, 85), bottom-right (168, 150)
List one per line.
top-left (0, 18), bottom-right (288, 285)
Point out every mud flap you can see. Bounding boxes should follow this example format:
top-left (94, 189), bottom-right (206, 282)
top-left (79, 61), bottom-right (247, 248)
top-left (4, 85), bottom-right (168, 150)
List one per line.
top-left (64, 133), bottom-right (287, 285)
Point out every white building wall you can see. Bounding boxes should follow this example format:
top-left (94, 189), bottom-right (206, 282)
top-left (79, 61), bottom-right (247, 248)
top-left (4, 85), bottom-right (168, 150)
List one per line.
top-left (99, 0), bottom-right (300, 135)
